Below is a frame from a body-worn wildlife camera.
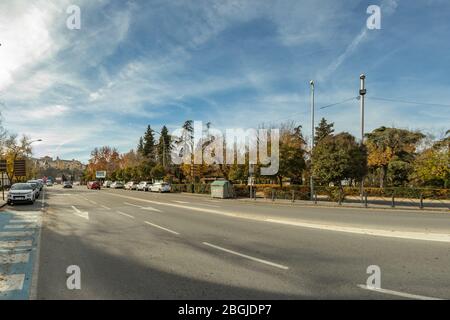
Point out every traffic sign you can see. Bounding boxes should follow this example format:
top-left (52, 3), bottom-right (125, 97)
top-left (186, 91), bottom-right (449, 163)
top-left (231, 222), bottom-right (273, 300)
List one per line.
top-left (95, 171), bottom-right (106, 179)
top-left (14, 159), bottom-right (26, 177)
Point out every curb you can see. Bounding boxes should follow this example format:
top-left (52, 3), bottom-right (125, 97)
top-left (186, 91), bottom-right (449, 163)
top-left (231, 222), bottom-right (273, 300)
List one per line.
top-left (236, 198), bottom-right (450, 213)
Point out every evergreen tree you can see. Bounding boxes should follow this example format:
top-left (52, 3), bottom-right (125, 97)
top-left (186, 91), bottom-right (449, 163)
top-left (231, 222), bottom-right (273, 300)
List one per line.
top-left (137, 137), bottom-right (144, 155)
top-left (314, 118), bottom-right (334, 146)
top-left (143, 125), bottom-right (156, 162)
top-left (157, 125), bottom-right (172, 168)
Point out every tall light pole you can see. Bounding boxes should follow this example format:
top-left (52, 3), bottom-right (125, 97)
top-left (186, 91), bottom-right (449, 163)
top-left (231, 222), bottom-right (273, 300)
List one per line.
top-left (359, 74), bottom-right (366, 202)
top-left (310, 80), bottom-right (315, 201)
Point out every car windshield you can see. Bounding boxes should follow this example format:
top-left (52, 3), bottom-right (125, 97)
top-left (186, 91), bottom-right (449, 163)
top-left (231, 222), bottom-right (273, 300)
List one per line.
top-left (11, 183), bottom-right (33, 191)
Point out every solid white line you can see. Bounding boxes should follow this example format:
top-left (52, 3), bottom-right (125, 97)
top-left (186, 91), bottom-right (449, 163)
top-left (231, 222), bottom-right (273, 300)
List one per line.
top-left (357, 284), bottom-right (443, 300)
top-left (0, 240), bottom-right (33, 248)
top-left (116, 211), bottom-right (135, 219)
top-left (0, 274), bottom-right (25, 292)
top-left (265, 218), bottom-right (450, 243)
top-left (0, 252), bottom-right (30, 264)
top-left (203, 242), bottom-right (289, 270)
top-left (107, 192), bottom-right (450, 243)
top-left (144, 221), bottom-right (180, 235)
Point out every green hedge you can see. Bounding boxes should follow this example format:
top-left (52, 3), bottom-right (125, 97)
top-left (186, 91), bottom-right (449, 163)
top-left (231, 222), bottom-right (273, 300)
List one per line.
top-left (170, 183), bottom-right (449, 201)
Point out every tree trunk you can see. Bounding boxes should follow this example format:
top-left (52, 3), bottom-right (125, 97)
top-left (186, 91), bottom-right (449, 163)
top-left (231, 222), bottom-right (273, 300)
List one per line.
top-left (380, 166), bottom-right (387, 188)
top-left (278, 175), bottom-right (283, 187)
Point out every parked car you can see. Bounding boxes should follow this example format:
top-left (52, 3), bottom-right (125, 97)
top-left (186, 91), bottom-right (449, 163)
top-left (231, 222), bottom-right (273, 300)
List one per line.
top-left (136, 181), bottom-right (151, 191)
top-left (27, 180), bottom-right (43, 191)
top-left (149, 182), bottom-right (171, 193)
top-left (124, 181), bottom-right (138, 190)
top-left (110, 181), bottom-right (124, 189)
top-left (63, 181), bottom-right (73, 188)
top-left (87, 181), bottom-right (101, 190)
top-left (26, 181), bottom-right (40, 198)
top-left (46, 181), bottom-right (53, 187)
top-left (7, 183), bottom-right (36, 205)
top-left (103, 180), bottom-right (112, 188)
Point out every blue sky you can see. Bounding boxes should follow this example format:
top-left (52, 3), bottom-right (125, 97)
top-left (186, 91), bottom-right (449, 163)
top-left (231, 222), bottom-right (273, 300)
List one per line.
top-left (0, 0), bottom-right (449, 162)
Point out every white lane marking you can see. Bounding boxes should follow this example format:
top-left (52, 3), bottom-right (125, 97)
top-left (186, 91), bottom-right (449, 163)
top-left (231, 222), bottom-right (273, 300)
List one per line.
top-left (0, 240), bottom-right (33, 248)
top-left (197, 203), bottom-right (220, 208)
top-left (0, 231), bottom-right (34, 237)
top-left (107, 192), bottom-right (450, 243)
top-left (88, 200), bottom-right (98, 205)
top-left (174, 200), bottom-right (190, 204)
top-left (0, 252), bottom-right (30, 264)
top-left (71, 206), bottom-right (89, 220)
top-left (265, 219), bottom-right (450, 243)
top-left (10, 219), bottom-right (38, 224)
top-left (4, 224), bottom-right (36, 229)
top-left (101, 205), bottom-right (111, 210)
top-left (144, 221), bottom-right (180, 235)
top-left (203, 242), bottom-right (289, 270)
top-left (124, 202), bottom-right (161, 212)
top-left (141, 206), bottom-right (162, 212)
top-left (116, 211), bottom-right (135, 219)
top-left (124, 202), bottom-right (141, 208)
top-left (0, 274), bottom-right (25, 292)
top-left (357, 285), bottom-right (443, 300)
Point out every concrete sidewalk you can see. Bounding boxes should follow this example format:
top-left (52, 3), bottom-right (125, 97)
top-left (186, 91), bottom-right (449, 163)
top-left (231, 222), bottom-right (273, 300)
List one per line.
top-left (237, 196), bottom-right (450, 212)
top-left (181, 191), bottom-right (449, 212)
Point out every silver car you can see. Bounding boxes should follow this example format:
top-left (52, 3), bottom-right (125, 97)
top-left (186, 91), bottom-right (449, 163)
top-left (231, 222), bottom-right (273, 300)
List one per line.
top-left (7, 183), bottom-right (36, 205)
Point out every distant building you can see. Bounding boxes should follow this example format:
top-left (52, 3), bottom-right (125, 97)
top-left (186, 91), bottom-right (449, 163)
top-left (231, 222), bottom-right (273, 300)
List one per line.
top-left (32, 156), bottom-right (86, 171)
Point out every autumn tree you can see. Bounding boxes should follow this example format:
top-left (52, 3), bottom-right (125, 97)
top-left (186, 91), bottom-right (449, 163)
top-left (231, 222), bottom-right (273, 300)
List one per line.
top-left (312, 132), bottom-right (367, 190)
top-left (365, 127), bottom-right (425, 188)
top-left (275, 123), bottom-right (307, 186)
top-left (411, 132), bottom-right (450, 187)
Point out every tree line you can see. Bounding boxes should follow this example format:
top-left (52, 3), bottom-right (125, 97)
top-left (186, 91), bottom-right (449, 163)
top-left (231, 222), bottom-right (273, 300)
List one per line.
top-left (84, 119), bottom-right (450, 189)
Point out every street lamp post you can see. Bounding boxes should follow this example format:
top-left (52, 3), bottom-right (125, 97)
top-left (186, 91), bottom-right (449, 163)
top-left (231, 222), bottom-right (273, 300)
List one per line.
top-left (310, 80), bottom-right (315, 201)
top-left (359, 74), bottom-right (366, 203)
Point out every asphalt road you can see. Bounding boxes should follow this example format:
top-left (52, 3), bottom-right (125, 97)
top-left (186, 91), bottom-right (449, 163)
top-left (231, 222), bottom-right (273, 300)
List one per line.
top-left (2, 185), bottom-right (449, 299)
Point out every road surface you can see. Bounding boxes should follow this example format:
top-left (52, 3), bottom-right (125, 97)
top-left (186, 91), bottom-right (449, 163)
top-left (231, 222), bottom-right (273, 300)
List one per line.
top-left (1, 185), bottom-right (449, 299)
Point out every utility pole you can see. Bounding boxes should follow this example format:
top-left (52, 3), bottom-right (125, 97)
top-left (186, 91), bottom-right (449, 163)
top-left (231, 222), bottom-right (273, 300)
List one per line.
top-left (310, 80), bottom-right (315, 201)
top-left (359, 74), bottom-right (366, 203)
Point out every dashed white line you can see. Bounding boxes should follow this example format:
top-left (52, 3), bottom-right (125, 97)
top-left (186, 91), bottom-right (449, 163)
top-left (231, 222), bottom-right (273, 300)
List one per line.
top-left (101, 205), bottom-right (111, 210)
top-left (116, 211), bottom-right (135, 219)
top-left (124, 202), bottom-right (141, 208)
top-left (144, 221), bottom-right (180, 235)
top-left (124, 202), bottom-right (162, 212)
top-left (202, 242), bottom-right (289, 270)
top-left (174, 200), bottom-right (190, 204)
top-left (357, 284), bottom-right (443, 300)
top-left (107, 192), bottom-right (450, 243)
